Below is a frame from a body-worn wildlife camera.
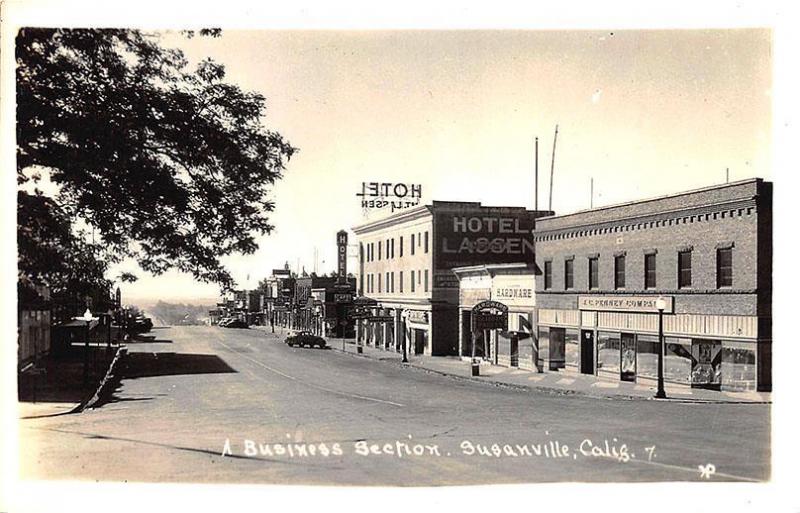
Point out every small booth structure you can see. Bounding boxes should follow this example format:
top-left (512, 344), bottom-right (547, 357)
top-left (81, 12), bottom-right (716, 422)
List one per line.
top-left (452, 263), bottom-right (538, 371)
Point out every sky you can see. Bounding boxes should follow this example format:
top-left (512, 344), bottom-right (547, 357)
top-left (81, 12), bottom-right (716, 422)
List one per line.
top-left (109, 28), bottom-right (771, 303)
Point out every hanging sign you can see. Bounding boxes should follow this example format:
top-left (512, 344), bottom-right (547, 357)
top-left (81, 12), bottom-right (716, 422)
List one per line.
top-left (471, 300), bottom-right (509, 332)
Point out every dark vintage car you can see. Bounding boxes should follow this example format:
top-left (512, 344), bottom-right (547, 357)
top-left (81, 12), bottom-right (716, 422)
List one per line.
top-left (285, 331), bottom-right (326, 348)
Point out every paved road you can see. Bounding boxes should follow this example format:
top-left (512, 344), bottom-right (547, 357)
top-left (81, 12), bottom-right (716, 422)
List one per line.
top-left (19, 326), bottom-right (770, 485)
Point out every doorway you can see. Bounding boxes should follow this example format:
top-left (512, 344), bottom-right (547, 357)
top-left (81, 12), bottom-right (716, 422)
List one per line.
top-left (580, 330), bottom-right (594, 374)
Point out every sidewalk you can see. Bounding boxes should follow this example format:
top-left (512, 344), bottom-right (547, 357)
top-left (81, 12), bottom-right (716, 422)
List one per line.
top-left (329, 338), bottom-right (771, 404)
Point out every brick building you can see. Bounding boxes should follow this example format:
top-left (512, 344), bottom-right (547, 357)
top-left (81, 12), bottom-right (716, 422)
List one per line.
top-left (353, 201), bottom-right (551, 356)
top-left (533, 178), bottom-right (772, 391)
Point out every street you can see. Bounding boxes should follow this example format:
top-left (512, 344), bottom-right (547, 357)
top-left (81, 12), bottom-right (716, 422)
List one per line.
top-left (19, 325), bottom-right (770, 485)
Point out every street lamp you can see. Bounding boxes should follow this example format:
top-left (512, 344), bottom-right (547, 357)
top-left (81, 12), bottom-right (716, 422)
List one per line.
top-left (655, 296), bottom-right (667, 399)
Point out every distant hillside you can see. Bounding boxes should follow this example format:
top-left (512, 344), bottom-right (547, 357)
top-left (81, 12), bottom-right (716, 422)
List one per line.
top-left (137, 300), bottom-right (216, 326)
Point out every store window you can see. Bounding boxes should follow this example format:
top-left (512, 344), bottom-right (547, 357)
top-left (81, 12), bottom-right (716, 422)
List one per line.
top-left (690, 339), bottom-right (721, 389)
top-left (548, 327), bottom-right (566, 370)
top-left (678, 250), bottom-right (692, 288)
top-left (544, 261), bottom-right (552, 290)
top-left (536, 327), bottom-right (550, 369)
top-left (664, 338), bottom-right (692, 384)
top-left (614, 254), bottom-right (626, 289)
top-left (721, 343), bottom-right (756, 391)
top-left (564, 259), bottom-right (574, 289)
top-left (565, 329), bottom-right (580, 368)
top-left (588, 257), bottom-right (599, 290)
top-left (645, 253), bottom-right (657, 289)
top-left (620, 333), bottom-right (636, 382)
top-left (636, 334), bottom-right (659, 379)
top-left (717, 247), bottom-right (733, 288)
top-left (597, 331), bottom-right (621, 376)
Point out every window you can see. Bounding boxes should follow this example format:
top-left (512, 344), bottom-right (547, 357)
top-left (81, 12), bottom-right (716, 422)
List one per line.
top-left (411, 270), bottom-right (415, 292)
top-left (400, 236), bottom-right (404, 257)
top-left (424, 270), bottom-right (429, 292)
top-left (544, 261), bottom-right (552, 290)
top-left (678, 250), bottom-right (692, 288)
top-left (717, 247), bottom-right (733, 288)
top-left (378, 240), bottom-right (382, 260)
top-left (564, 259), bottom-right (573, 289)
top-left (614, 255), bottom-right (626, 289)
top-left (360, 243), bottom-right (364, 264)
top-left (386, 272), bottom-right (390, 293)
top-left (424, 231), bottom-right (429, 253)
top-left (418, 233), bottom-right (421, 248)
top-left (411, 234), bottom-right (415, 255)
top-left (645, 253), bottom-right (657, 289)
top-left (400, 271), bottom-right (404, 293)
top-left (390, 238), bottom-right (394, 258)
top-left (588, 257), bottom-right (599, 290)
top-left (418, 270), bottom-right (421, 285)
top-left (378, 273), bottom-right (382, 293)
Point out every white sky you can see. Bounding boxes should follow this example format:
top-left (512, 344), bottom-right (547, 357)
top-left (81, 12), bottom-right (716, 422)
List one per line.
top-left (111, 28), bottom-right (771, 302)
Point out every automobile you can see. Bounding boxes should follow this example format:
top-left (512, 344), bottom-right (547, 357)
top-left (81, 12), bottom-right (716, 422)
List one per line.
top-left (285, 331), bottom-right (326, 348)
top-left (225, 319), bottom-right (249, 329)
top-left (218, 318), bottom-right (234, 327)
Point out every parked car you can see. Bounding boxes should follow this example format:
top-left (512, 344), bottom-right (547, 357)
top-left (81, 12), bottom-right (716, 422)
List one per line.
top-left (285, 331), bottom-right (326, 348)
top-left (218, 318), bottom-right (234, 327)
top-left (225, 319), bottom-right (249, 329)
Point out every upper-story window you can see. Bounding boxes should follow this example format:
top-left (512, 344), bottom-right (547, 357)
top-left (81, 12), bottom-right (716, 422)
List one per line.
top-left (564, 259), bottom-right (574, 290)
top-left (424, 269), bottom-right (429, 292)
top-left (378, 273), bottom-right (382, 293)
top-left (400, 271), bottom-right (404, 293)
top-left (614, 255), bottom-right (626, 289)
top-left (424, 231), bottom-right (429, 253)
top-left (411, 270), bottom-right (416, 292)
top-left (544, 261), bottom-right (552, 290)
top-left (678, 250), bottom-right (692, 288)
top-left (411, 233), bottom-right (415, 255)
top-left (588, 257), bottom-right (599, 290)
top-left (717, 247), bottom-right (733, 288)
top-left (645, 253), bottom-right (657, 289)
top-left (377, 240), bottom-right (382, 261)
top-left (400, 236), bottom-right (404, 257)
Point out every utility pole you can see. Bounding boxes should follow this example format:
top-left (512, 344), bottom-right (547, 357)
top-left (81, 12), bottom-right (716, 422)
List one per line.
top-left (590, 177), bottom-right (594, 209)
top-left (548, 124), bottom-right (559, 212)
top-left (534, 136), bottom-right (539, 211)
top-left (726, 167), bottom-right (730, 183)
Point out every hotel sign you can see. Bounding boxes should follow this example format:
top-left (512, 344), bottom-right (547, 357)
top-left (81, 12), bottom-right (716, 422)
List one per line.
top-left (436, 212), bottom-right (536, 271)
top-left (337, 230), bottom-right (348, 282)
top-left (578, 296), bottom-right (674, 314)
top-left (357, 181), bottom-right (422, 212)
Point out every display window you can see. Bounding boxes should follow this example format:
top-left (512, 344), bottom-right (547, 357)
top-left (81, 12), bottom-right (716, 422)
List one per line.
top-left (597, 331), bottom-right (621, 375)
top-left (548, 327), bottom-right (566, 370)
top-left (664, 338), bottom-right (692, 384)
top-left (721, 343), bottom-right (756, 391)
top-left (565, 329), bottom-right (580, 368)
top-left (637, 334), bottom-right (659, 379)
top-left (620, 333), bottom-right (637, 381)
top-left (536, 328), bottom-right (549, 369)
top-left (691, 339), bottom-right (722, 389)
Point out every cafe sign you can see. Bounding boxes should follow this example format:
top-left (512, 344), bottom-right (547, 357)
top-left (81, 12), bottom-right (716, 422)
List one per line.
top-left (471, 300), bottom-right (509, 332)
top-left (578, 296), bottom-right (674, 314)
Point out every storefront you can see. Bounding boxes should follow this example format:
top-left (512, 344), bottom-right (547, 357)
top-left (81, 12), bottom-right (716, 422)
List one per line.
top-left (453, 263), bottom-right (537, 371)
top-left (537, 296), bottom-right (760, 391)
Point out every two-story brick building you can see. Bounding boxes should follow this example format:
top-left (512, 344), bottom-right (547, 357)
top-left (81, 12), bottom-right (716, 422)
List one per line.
top-left (533, 178), bottom-right (772, 391)
top-left (353, 201), bottom-right (551, 356)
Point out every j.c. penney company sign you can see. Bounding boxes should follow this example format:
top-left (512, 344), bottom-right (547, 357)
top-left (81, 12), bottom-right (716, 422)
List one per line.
top-left (578, 296), bottom-right (674, 314)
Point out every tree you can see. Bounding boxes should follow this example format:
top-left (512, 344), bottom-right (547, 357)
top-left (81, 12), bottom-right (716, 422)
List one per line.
top-left (17, 28), bottom-right (295, 291)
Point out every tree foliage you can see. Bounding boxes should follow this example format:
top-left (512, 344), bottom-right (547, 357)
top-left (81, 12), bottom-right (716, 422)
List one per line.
top-left (17, 28), bottom-right (295, 291)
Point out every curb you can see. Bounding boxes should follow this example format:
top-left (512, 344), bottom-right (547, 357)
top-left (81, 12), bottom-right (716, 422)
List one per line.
top-left (329, 344), bottom-right (770, 404)
top-left (69, 345), bottom-right (128, 414)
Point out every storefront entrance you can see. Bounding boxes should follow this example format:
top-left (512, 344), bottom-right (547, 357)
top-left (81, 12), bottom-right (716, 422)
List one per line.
top-left (580, 330), bottom-right (594, 374)
top-left (413, 329), bottom-right (427, 355)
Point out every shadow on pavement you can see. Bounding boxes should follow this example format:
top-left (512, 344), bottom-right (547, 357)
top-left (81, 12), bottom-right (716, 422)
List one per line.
top-left (119, 352), bottom-right (237, 379)
top-left (18, 350), bottom-right (116, 404)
